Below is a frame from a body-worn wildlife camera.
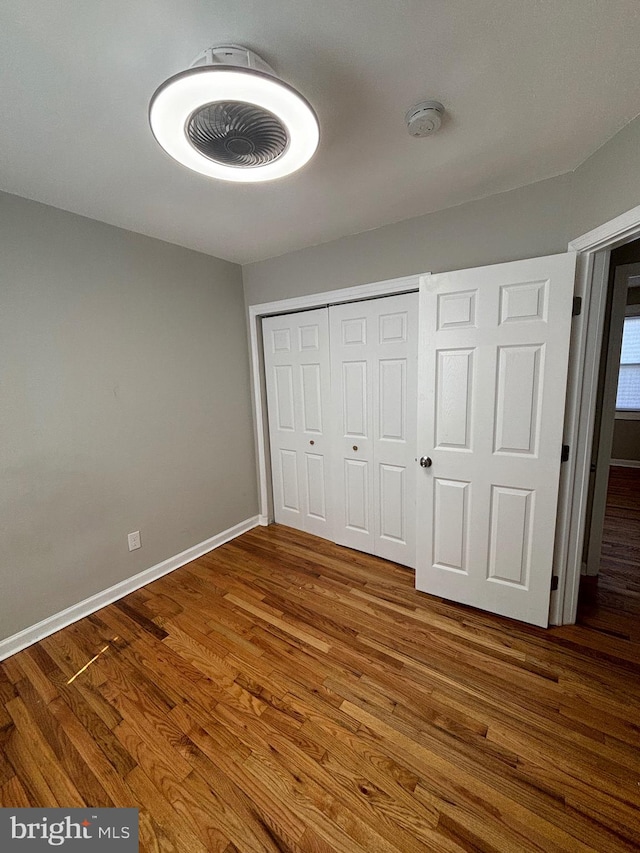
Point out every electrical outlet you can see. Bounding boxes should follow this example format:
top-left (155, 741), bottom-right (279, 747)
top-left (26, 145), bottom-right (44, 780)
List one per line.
top-left (128, 531), bottom-right (141, 551)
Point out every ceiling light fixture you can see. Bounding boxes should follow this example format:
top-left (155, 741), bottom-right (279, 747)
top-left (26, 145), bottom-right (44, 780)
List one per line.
top-left (149, 46), bottom-right (319, 183)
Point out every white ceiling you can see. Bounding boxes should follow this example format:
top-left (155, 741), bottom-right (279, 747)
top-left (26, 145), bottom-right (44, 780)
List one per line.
top-left (2, 1), bottom-right (640, 264)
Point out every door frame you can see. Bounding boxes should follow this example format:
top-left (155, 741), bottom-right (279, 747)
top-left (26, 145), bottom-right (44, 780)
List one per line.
top-left (554, 203), bottom-right (640, 624)
top-left (585, 263), bottom-right (640, 577)
top-left (248, 274), bottom-right (422, 526)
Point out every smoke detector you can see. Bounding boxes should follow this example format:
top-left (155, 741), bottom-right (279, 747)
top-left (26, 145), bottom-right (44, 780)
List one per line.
top-left (405, 100), bottom-right (444, 137)
top-left (149, 46), bottom-right (319, 182)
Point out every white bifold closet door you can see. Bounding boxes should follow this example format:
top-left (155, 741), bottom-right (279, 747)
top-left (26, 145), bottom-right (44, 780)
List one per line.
top-left (262, 293), bottom-right (418, 568)
top-left (329, 293), bottom-right (418, 568)
top-left (262, 309), bottom-right (334, 539)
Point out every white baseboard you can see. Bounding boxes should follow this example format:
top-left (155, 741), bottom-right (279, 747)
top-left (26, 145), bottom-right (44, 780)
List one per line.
top-left (0, 515), bottom-right (260, 663)
top-left (258, 514), bottom-right (270, 526)
top-left (610, 458), bottom-right (640, 469)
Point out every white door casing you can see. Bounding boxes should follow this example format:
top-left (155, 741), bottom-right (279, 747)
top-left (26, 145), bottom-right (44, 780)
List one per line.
top-left (262, 309), bottom-right (333, 538)
top-left (416, 253), bottom-right (577, 627)
top-left (330, 293), bottom-right (418, 567)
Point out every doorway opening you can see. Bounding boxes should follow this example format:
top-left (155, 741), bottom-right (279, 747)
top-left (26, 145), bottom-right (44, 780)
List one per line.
top-left (577, 241), bottom-right (640, 634)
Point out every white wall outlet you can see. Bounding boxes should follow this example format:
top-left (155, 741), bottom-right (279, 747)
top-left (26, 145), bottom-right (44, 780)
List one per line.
top-left (127, 530), bottom-right (141, 551)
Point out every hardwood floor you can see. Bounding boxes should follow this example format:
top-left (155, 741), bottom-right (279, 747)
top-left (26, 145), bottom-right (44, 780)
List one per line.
top-left (1, 524), bottom-right (640, 852)
top-left (578, 465), bottom-right (640, 639)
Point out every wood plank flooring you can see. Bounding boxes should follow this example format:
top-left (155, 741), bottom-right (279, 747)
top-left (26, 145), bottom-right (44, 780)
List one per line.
top-left (1, 524), bottom-right (640, 852)
top-left (578, 465), bottom-right (640, 640)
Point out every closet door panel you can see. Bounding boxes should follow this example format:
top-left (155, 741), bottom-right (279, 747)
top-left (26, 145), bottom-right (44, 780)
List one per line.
top-left (263, 309), bottom-right (333, 538)
top-left (374, 296), bottom-right (418, 567)
top-left (330, 306), bottom-right (375, 554)
top-left (330, 293), bottom-right (418, 567)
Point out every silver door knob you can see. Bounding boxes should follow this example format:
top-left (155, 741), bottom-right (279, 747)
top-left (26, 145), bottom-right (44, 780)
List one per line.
top-left (419, 456), bottom-right (432, 468)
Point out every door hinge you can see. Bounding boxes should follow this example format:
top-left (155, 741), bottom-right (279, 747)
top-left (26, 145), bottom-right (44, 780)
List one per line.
top-left (561, 444), bottom-right (570, 463)
top-left (551, 575), bottom-right (559, 591)
top-left (572, 296), bottom-right (582, 317)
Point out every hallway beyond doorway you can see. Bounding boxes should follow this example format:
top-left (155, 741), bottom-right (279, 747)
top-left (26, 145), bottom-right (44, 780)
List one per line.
top-left (578, 465), bottom-right (640, 642)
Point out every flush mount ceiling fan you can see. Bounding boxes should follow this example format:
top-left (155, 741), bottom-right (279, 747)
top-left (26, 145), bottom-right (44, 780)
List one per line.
top-left (149, 45), bottom-right (320, 183)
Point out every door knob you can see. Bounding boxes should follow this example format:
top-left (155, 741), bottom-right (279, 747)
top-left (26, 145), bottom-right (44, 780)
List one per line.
top-left (419, 456), bottom-right (432, 468)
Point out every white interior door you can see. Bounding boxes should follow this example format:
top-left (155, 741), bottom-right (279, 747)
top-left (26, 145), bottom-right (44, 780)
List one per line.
top-left (330, 293), bottom-right (418, 568)
top-left (262, 309), bottom-right (333, 538)
top-left (416, 253), bottom-right (577, 627)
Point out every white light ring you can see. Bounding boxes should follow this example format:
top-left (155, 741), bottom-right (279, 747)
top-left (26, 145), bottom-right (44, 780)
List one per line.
top-left (149, 67), bottom-right (319, 182)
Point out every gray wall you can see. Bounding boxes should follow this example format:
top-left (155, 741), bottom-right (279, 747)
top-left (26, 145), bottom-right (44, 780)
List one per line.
top-left (243, 114), bottom-right (640, 309)
top-left (243, 174), bottom-right (573, 306)
top-left (0, 192), bottom-right (257, 642)
top-left (570, 114), bottom-right (640, 241)
top-left (611, 420), bottom-right (640, 461)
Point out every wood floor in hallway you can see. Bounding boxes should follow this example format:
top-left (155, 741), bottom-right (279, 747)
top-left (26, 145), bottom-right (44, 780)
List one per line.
top-left (578, 464), bottom-right (640, 640)
top-left (1, 524), bottom-right (639, 852)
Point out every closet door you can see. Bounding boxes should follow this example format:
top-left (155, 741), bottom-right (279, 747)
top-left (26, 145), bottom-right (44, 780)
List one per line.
top-left (330, 293), bottom-right (418, 567)
top-left (262, 309), bottom-right (333, 538)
